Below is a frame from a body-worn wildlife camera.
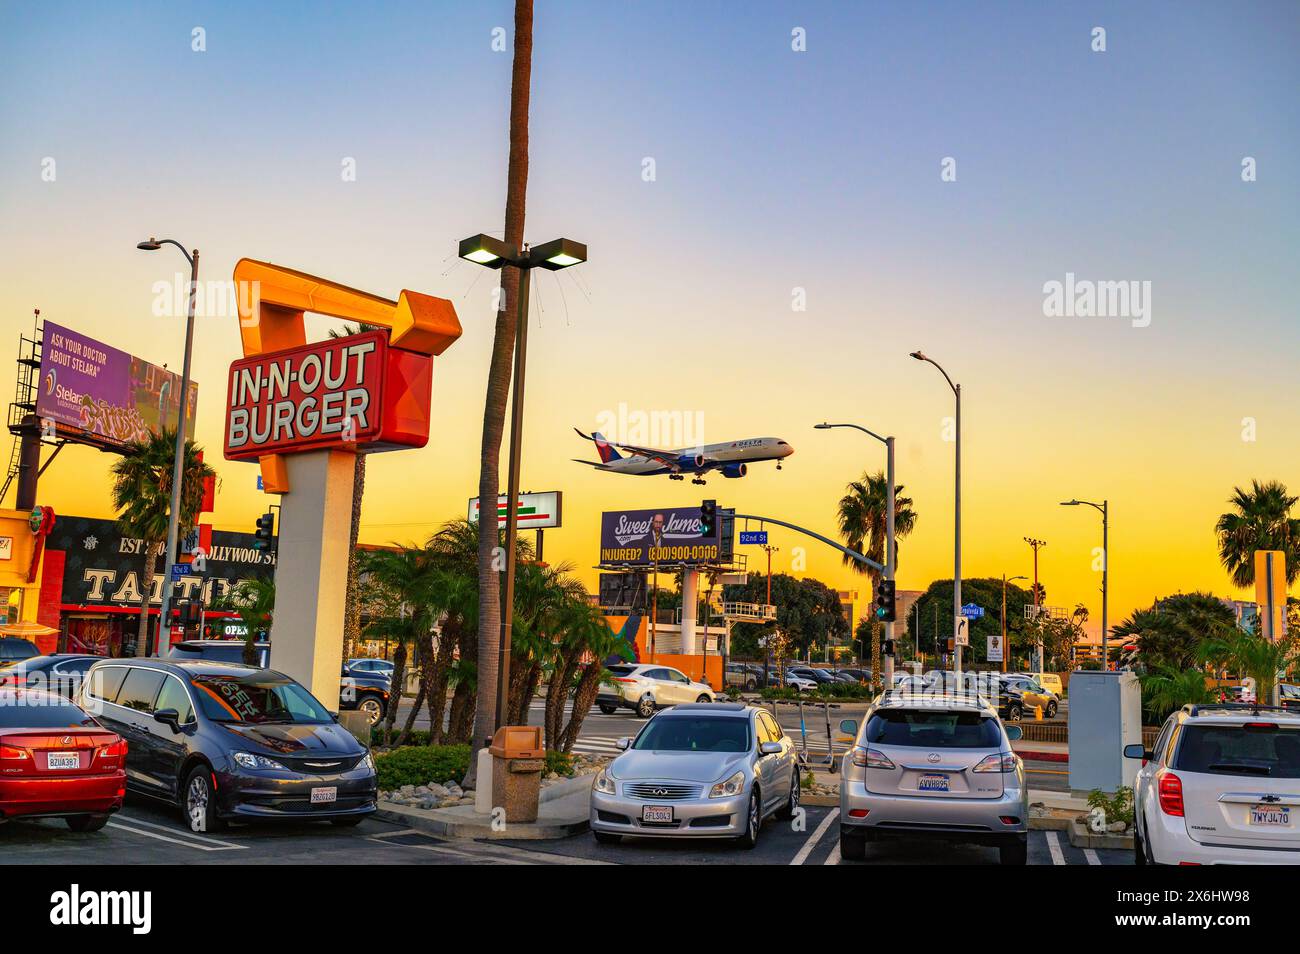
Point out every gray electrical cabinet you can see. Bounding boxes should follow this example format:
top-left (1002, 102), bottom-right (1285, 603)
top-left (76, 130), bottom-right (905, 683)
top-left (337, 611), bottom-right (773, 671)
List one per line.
top-left (1067, 670), bottom-right (1142, 795)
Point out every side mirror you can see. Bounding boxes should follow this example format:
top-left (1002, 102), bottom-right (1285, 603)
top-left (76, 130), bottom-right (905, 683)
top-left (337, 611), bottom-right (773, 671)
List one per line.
top-left (615, 737), bottom-right (631, 751)
top-left (839, 719), bottom-right (858, 736)
top-left (1004, 724), bottom-right (1023, 741)
top-left (153, 708), bottom-right (180, 732)
top-left (759, 741), bottom-right (783, 755)
top-left (1123, 743), bottom-right (1150, 760)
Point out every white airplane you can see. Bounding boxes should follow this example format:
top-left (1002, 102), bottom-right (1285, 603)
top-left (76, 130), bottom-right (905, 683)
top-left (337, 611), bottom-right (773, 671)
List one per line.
top-left (573, 429), bottom-right (793, 485)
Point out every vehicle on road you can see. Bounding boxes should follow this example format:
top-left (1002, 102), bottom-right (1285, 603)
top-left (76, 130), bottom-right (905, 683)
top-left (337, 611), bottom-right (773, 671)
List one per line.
top-left (1013, 672), bottom-right (1064, 697)
top-left (0, 655), bottom-right (104, 697)
top-left (0, 688), bottom-right (126, 831)
top-left (0, 637), bottom-right (40, 670)
top-left (346, 658), bottom-right (395, 678)
top-left (590, 702), bottom-right (799, 848)
top-left (835, 668), bottom-right (871, 685)
top-left (724, 663), bottom-right (765, 692)
top-left (785, 672), bottom-right (817, 692)
top-left (838, 691), bottom-right (1029, 864)
top-left (170, 640), bottom-right (392, 725)
top-left (789, 666), bottom-right (837, 685)
top-left (1127, 703), bottom-right (1300, 865)
top-left (598, 664), bottom-right (716, 718)
top-left (1000, 674), bottom-right (1059, 718)
top-left (77, 658), bottom-right (377, 833)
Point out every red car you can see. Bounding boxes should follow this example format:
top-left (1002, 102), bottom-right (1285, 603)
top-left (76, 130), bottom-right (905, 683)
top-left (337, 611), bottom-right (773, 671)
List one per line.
top-left (0, 689), bottom-right (126, 831)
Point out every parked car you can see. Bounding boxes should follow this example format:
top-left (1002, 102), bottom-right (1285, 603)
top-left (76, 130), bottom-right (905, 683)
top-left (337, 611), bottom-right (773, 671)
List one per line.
top-left (597, 664), bottom-right (716, 718)
top-left (1279, 684), bottom-right (1300, 711)
top-left (169, 640), bottom-right (392, 725)
top-left (590, 703), bottom-right (799, 848)
top-left (999, 674), bottom-right (1058, 718)
top-left (789, 666), bottom-right (837, 685)
top-left (346, 658), bottom-right (395, 678)
top-left (0, 655), bottom-right (105, 697)
top-left (0, 637), bottom-right (40, 670)
top-left (835, 668), bottom-right (871, 685)
top-left (838, 690), bottom-right (1028, 864)
top-left (0, 688), bottom-right (126, 831)
top-left (1013, 671), bottom-right (1064, 697)
top-left (724, 663), bottom-right (764, 692)
top-left (785, 672), bottom-right (817, 692)
top-left (1127, 703), bottom-right (1300, 865)
top-left (78, 658), bottom-right (377, 833)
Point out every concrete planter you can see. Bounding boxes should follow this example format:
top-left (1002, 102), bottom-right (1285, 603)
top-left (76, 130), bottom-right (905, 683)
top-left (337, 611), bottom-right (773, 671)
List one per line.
top-left (1069, 819), bottom-right (1133, 851)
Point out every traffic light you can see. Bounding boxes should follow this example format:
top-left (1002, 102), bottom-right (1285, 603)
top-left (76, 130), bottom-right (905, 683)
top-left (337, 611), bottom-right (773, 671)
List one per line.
top-left (873, 579), bottom-right (896, 622)
top-left (253, 511), bottom-right (275, 550)
top-left (699, 499), bottom-right (717, 537)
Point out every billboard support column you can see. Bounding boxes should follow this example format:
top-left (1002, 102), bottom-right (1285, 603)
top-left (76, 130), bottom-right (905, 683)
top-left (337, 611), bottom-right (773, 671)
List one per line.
top-left (680, 567), bottom-right (698, 657)
top-left (273, 450), bottom-right (355, 706)
top-left (15, 415), bottom-right (41, 510)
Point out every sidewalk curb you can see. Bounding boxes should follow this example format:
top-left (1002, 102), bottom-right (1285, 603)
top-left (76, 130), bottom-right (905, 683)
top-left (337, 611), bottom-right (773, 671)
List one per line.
top-left (1069, 819), bottom-right (1133, 851)
top-left (375, 775), bottom-right (594, 841)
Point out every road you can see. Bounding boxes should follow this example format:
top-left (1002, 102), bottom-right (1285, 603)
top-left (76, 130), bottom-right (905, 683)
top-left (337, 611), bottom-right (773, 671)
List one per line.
top-left (0, 798), bottom-right (1126, 867)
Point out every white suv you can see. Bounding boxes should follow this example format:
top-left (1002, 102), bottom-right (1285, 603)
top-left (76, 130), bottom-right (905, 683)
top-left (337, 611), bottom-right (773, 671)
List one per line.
top-left (597, 664), bottom-right (716, 718)
top-left (1128, 703), bottom-right (1300, 865)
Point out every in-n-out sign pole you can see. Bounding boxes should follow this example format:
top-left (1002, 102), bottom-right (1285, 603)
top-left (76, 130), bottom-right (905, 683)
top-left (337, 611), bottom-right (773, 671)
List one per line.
top-left (225, 260), bottom-right (462, 706)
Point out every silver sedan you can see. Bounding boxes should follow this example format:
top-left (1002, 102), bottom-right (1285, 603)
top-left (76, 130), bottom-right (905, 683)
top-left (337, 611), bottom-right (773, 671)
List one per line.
top-left (590, 703), bottom-right (800, 848)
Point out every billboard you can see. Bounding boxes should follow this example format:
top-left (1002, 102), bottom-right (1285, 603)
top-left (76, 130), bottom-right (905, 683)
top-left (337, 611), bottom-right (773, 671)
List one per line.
top-left (599, 505), bottom-right (726, 566)
top-left (469, 491), bottom-right (562, 529)
top-left (37, 322), bottom-right (198, 449)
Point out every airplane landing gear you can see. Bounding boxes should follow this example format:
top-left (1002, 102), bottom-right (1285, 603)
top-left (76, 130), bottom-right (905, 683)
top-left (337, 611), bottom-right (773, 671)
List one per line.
top-left (669, 473), bottom-right (684, 481)
top-left (776, 463), bottom-right (783, 470)
top-left (692, 478), bottom-right (707, 485)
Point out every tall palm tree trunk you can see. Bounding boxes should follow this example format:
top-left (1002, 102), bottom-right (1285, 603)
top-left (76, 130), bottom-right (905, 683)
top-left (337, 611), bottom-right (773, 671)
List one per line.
top-left (343, 454), bottom-right (366, 661)
top-left (468, 0), bottom-right (534, 787)
top-left (425, 625), bottom-right (459, 745)
top-left (135, 543), bottom-right (160, 658)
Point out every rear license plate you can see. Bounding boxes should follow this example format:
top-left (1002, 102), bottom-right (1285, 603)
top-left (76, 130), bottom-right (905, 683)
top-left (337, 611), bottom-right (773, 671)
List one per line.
top-left (46, 753), bottom-right (80, 771)
top-left (918, 774), bottom-right (950, 792)
top-left (1249, 805), bottom-right (1290, 826)
top-left (641, 805), bottom-right (674, 823)
top-left (310, 786), bottom-right (338, 804)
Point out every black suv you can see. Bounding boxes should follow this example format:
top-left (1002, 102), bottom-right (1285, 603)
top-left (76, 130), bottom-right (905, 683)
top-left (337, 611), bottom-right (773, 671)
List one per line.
top-left (78, 658), bottom-right (377, 832)
top-left (0, 636), bottom-right (40, 669)
top-left (169, 640), bottom-right (392, 725)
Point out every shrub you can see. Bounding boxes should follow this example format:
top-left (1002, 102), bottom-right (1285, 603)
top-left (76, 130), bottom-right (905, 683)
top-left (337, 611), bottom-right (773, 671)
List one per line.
top-left (545, 750), bottom-right (574, 777)
top-left (375, 745), bottom-right (472, 790)
top-left (1086, 786), bottom-right (1134, 829)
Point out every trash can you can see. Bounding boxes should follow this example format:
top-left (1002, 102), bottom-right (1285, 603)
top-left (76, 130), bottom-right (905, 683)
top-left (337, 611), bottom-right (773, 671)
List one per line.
top-left (489, 726), bottom-right (546, 823)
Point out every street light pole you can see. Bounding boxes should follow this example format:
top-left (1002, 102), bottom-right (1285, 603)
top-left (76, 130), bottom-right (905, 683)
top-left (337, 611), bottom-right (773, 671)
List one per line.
top-left (136, 238), bottom-right (198, 657)
top-left (815, 423), bottom-right (895, 690)
top-left (1001, 575), bottom-right (1027, 673)
top-left (1061, 498), bottom-right (1109, 671)
top-left (1024, 537), bottom-right (1047, 670)
top-left (909, 352), bottom-right (962, 678)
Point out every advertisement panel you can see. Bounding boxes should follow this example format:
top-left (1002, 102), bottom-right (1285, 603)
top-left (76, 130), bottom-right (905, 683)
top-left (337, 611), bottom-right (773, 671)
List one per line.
top-left (599, 505), bottom-right (723, 566)
top-left (468, 492), bottom-right (562, 529)
top-left (36, 321), bottom-right (198, 448)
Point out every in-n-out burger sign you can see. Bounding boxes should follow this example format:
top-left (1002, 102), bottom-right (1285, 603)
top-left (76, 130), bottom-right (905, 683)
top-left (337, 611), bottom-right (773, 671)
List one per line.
top-left (224, 331), bottom-right (429, 459)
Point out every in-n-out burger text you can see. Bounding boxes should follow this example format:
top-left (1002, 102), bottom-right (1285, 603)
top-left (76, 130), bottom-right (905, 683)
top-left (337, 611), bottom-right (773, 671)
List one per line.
top-left (225, 333), bottom-right (385, 458)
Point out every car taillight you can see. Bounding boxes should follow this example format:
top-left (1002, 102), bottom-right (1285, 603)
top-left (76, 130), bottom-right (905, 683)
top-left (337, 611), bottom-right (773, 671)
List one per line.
top-left (973, 752), bottom-right (1019, 773)
top-left (0, 744), bottom-right (29, 760)
top-left (851, 746), bottom-right (895, 769)
top-left (1158, 771), bottom-right (1184, 816)
top-left (96, 739), bottom-right (128, 760)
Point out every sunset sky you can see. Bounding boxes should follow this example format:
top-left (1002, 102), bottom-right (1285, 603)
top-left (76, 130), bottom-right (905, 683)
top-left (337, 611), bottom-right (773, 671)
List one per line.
top-left (1, 1), bottom-right (1296, 635)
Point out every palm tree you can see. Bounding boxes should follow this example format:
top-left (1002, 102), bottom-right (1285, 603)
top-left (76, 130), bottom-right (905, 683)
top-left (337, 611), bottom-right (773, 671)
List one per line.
top-left (109, 429), bottom-right (215, 657)
top-left (1139, 664), bottom-right (1216, 723)
top-left (836, 471), bottom-right (917, 689)
top-left (217, 578), bottom-right (275, 665)
top-left (470, 0), bottom-right (535, 787)
top-left (1216, 480), bottom-right (1300, 588)
top-left (1198, 631), bottom-right (1300, 707)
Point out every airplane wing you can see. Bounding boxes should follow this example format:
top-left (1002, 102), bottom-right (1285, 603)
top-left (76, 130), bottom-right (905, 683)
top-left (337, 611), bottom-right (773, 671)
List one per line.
top-left (609, 441), bottom-right (688, 467)
top-left (571, 458), bottom-right (611, 469)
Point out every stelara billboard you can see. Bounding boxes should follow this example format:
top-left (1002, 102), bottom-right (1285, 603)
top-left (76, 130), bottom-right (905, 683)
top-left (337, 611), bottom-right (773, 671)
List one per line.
top-left (599, 506), bottom-right (725, 566)
top-left (224, 330), bottom-right (432, 460)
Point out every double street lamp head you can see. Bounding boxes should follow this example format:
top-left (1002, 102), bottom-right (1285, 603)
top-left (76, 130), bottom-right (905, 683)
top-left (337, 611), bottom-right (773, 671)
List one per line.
top-left (458, 234), bottom-right (587, 271)
top-left (458, 234), bottom-right (515, 268)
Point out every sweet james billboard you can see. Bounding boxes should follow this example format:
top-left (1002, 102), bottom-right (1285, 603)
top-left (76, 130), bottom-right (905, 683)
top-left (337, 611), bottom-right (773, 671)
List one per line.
top-left (599, 505), bottom-right (726, 566)
top-left (37, 321), bottom-right (198, 449)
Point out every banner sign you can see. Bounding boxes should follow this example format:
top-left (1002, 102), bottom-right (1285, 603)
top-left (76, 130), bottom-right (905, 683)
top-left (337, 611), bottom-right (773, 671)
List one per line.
top-left (987, 630), bottom-right (1003, 662)
top-left (469, 492), bottom-right (562, 529)
top-left (599, 506), bottom-right (723, 566)
top-left (37, 321), bottom-right (198, 449)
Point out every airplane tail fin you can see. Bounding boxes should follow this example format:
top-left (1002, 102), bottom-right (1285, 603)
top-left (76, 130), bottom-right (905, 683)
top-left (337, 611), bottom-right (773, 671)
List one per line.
top-left (574, 427), bottom-right (622, 463)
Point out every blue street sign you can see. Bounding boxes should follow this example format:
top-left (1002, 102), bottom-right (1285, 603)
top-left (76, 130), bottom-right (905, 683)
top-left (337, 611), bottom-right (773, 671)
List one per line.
top-left (170, 564), bottom-right (195, 579)
top-left (739, 531), bottom-right (769, 545)
top-left (961, 603), bottom-right (985, 619)
top-left (257, 475), bottom-right (264, 490)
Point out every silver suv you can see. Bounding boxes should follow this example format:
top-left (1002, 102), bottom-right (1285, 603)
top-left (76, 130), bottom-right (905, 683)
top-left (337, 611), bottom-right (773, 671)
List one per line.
top-left (838, 691), bottom-right (1028, 864)
top-left (597, 664), bottom-right (716, 718)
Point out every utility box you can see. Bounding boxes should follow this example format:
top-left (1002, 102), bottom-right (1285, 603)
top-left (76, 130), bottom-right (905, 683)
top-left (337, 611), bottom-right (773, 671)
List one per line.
top-left (1068, 669), bottom-right (1142, 795)
top-left (489, 726), bottom-right (545, 823)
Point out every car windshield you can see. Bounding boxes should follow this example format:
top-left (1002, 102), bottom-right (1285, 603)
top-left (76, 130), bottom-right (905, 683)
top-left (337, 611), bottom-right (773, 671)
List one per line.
top-left (0, 693), bottom-right (98, 729)
top-left (633, 717), bottom-right (750, 753)
top-left (866, 709), bottom-right (1003, 748)
top-left (190, 674), bottom-right (332, 725)
top-left (1174, 723), bottom-right (1300, 778)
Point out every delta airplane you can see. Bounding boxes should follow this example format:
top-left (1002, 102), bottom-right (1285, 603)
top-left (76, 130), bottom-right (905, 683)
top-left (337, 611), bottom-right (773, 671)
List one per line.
top-left (573, 429), bottom-right (793, 484)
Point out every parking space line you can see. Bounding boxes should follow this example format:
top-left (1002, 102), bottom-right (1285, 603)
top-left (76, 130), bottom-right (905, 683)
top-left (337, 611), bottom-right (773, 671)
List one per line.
top-left (1044, 830), bottom-right (1065, 865)
top-left (824, 846), bottom-right (841, 865)
top-left (1083, 847), bottom-right (1101, 865)
top-left (790, 808), bottom-right (838, 865)
top-left (108, 821), bottom-right (246, 852)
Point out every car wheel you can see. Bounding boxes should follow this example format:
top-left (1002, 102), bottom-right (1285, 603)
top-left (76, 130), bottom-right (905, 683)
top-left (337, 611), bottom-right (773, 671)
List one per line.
top-left (1006, 705), bottom-right (1023, 723)
top-left (696, 694), bottom-right (711, 703)
top-left (330, 815), bottom-right (366, 828)
top-left (636, 695), bottom-right (655, 719)
top-left (358, 696), bottom-right (385, 725)
top-left (1046, 701), bottom-right (1058, 718)
top-left (66, 813), bottom-right (110, 833)
top-left (182, 765), bottom-right (225, 833)
top-left (839, 826), bottom-right (867, 861)
top-left (735, 790), bottom-right (761, 849)
top-left (598, 703), bottom-right (617, 715)
top-left (593, 831), bottom-right (622, 845)
top-left (999, 835), bottom-right (1028, 865)
top-left (776, 769), bottom-right (800, 820)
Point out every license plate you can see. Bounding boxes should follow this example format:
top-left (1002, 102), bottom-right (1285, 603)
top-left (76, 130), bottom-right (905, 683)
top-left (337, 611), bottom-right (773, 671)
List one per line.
top-left (641, 804), bottom-right (674, 823)
top-left (918, 774), bottom-right (950, 792)
top-left (46, 753), bottom-right (80, 771)
top-left (1249, 805), bottom-right (1290, 826)
top-left (310, 786), bottom-right (338, 804)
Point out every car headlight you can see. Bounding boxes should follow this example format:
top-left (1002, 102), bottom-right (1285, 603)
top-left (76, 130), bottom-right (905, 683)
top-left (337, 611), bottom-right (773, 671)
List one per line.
top-left (709, 770), bottom-right (746, 799)
top-left (593, 769), bottom-right (616, 795)
top-left (232, 751), bottom-right (287, 771)
top-left (361, 750), bottom-right (376, 773)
